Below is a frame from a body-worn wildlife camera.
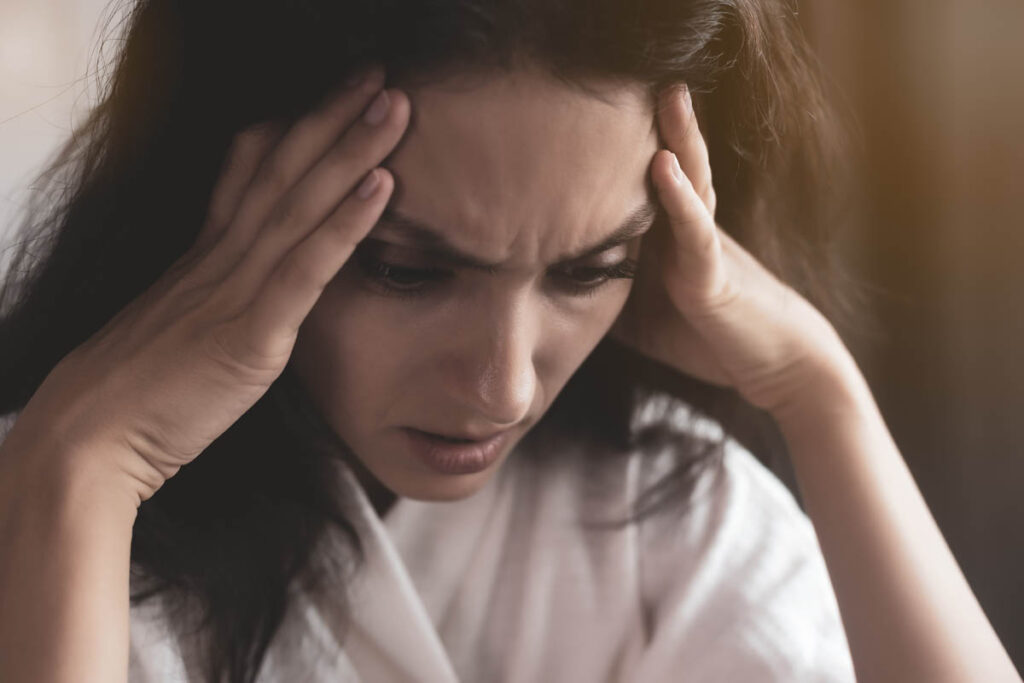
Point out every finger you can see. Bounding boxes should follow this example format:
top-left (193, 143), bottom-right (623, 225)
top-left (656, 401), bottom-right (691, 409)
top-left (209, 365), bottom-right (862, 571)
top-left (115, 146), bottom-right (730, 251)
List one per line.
top-left (240, 168), bottom-right (394, 353)
top-left (223, 88), bottom-right (410, 301)
top-left (193, 122), bottom-right (287, 254)
top-left (652, 148), bottom-right (733, 310)
top-left (202, 64), bottom-right (388, 278)
top-left (657, 85), bottom-right (715, 213)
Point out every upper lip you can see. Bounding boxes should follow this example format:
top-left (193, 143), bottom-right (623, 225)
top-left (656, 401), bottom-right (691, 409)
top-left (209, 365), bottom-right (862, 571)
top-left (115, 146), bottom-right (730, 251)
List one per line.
top-left (407, 427), bottom-right (509, 442)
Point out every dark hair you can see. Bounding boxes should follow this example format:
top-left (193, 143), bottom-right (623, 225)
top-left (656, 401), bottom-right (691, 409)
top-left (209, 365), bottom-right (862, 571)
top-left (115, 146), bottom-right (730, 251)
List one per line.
top-left (0, 0), bottom-right (857, 681)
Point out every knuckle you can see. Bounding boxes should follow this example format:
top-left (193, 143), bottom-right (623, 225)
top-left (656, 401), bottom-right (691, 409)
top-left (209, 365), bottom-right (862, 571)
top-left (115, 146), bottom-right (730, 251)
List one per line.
top-left (205, 318), bottom-right (268, 374)
top-left (208, 322), bottom-right (289, 381)
top-left (700, 279), bottom-right (741, 314)
top-left (196, 288), bottom-right (242, 337)
top-left (204, 322), bottom-right (252, 376)
top-left (167, 271), bottom-right (216, 318)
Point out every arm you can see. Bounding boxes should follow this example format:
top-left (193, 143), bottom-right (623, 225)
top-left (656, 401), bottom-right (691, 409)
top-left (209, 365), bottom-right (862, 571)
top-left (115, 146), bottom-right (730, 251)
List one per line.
top-left (0, 69), bottom-right (408, 683)
top-left (609, 83), bottom-right (1021, 682)
top-left (774, 347), bottom-right (1021, 683)
top-left (0, 436), bottom-right (140, 683)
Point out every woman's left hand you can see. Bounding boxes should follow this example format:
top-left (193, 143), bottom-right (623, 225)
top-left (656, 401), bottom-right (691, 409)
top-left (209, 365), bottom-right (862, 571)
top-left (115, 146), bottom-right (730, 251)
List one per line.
top-left (608, 85), bottom-right (854, 418)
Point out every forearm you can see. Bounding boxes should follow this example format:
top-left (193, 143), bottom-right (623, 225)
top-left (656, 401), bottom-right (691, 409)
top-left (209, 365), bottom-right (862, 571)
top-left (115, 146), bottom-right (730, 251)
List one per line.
top-left (0, 440), bottom-right (138, 683)
top-left (774, 349), bottom-right (1021, 683)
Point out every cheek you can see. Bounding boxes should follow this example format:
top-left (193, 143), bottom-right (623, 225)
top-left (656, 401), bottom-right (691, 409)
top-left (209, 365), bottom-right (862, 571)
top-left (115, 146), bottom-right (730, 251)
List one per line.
top-left (539, 283), bottom-right (636, 381)
top-left (580, 280), bottom-right (635, 335)
top-left (293, 289), bottom-right (414, 424)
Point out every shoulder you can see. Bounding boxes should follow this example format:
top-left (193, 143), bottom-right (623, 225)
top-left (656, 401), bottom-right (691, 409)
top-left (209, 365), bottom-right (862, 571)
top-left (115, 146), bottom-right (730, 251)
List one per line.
top-left (628, 395), bottom-right (857, 681)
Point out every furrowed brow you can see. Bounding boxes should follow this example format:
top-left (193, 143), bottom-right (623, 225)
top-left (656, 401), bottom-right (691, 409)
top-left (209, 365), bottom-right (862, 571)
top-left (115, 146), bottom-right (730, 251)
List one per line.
top-left (367, 200), bottom-right (658, 272)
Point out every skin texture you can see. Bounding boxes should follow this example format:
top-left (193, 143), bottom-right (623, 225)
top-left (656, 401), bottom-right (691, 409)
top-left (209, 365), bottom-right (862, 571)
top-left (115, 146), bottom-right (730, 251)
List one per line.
top-left (291, 68), bottom-right (659, 511)
top-left (0, 63), bottom-right (1016, 682)
top-left (614, 84), bottom-right (1022, 683)
top-left (293, 71), bottom-right (1022, 680)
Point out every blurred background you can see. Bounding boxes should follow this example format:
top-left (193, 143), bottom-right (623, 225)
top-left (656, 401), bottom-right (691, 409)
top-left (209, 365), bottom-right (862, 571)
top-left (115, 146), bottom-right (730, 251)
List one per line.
top-left (1, 0), bottom-right (1021, 672)
top-left (801, 0), bottom-right (1024, 669)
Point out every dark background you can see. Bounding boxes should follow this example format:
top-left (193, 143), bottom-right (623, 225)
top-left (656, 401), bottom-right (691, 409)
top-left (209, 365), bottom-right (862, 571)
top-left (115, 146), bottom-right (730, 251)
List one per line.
top-left (783, 0), bottom-right (1023, 670)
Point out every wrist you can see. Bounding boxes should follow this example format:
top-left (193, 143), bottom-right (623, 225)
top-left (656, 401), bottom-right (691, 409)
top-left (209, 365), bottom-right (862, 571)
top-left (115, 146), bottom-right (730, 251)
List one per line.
top-left (0, 427), bottom-right (146, 518)
top-left (0, 426), bottom-right (137, 683)
top-left (769, 342), bottom-right (877, 438)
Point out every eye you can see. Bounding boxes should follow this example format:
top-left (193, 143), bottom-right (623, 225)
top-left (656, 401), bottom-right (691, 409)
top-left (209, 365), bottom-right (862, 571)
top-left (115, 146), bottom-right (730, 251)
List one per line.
top-left (351, 248), bottom-right (638, 300)
top-left (352, 249), bottom-right (451, 298)
top-left (551, 259), bottom-right (639, 297)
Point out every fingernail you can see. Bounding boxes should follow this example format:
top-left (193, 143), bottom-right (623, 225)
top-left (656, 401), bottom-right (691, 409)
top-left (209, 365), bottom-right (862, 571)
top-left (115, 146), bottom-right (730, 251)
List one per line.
top-left (682, 85), bottom-right (693, 117)
top-left (363, 89), bottom-right (391, 126)
top-left (670, 153), bottom-right (684, 182)
top-left (357, 169), bottom-right (380, 199)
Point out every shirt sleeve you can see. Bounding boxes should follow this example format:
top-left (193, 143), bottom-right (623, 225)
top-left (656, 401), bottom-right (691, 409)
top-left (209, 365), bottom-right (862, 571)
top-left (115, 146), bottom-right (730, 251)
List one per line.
top-left (631, 410), bottom-right (857, 682)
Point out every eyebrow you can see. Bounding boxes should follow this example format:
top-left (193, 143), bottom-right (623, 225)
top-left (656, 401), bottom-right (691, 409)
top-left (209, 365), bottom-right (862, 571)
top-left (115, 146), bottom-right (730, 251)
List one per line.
top-left (365, 200), bottom-right (659, 272)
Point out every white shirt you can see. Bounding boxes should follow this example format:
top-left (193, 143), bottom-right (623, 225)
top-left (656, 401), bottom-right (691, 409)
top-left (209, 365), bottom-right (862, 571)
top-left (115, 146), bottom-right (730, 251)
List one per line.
top-left (125, 396), bottom-right (856, 682)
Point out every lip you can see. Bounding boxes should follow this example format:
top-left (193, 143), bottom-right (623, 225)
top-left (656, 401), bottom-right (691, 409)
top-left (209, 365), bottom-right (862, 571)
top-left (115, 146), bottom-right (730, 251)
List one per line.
top-left (401, 427), bottom-right (509, 475)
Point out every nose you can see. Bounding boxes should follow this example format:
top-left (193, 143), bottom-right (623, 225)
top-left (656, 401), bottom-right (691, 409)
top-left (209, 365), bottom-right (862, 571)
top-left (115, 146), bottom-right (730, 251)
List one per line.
top-left (444, 299), bottom-right (538, 428)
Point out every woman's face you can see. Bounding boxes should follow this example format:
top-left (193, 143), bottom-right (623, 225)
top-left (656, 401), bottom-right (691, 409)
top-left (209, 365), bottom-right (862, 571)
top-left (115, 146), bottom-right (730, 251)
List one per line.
top-left (292, 68), bottom-right (660, 502)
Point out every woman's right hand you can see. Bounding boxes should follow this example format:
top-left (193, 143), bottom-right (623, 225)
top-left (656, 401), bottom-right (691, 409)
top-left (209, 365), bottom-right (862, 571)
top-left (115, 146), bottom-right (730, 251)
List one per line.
top-left (3, 65), bottom-right (408, 504)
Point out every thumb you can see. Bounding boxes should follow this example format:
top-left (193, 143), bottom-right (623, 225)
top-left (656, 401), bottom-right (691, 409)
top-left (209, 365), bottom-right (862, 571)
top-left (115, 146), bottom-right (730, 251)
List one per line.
top-left (653, 149), bottom-right (737, 315)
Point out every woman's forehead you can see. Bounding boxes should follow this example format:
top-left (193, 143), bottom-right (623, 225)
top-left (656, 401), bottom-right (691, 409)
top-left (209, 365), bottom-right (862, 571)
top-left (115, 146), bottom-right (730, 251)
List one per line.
top-left (381, 70), bottom-right (659, 267)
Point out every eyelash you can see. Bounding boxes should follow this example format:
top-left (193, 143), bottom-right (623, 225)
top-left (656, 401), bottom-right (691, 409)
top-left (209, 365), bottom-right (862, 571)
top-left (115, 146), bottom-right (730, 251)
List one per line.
top-left (352, 252), bottom-right (638, 300)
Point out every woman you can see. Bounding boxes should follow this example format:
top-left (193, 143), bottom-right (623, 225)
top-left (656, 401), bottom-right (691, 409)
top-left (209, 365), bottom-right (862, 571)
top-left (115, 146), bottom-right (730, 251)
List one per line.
top-left (0, 0), bottom-right (1018, 681)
